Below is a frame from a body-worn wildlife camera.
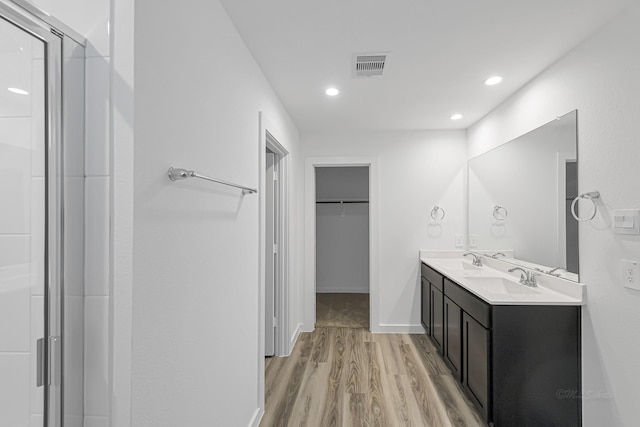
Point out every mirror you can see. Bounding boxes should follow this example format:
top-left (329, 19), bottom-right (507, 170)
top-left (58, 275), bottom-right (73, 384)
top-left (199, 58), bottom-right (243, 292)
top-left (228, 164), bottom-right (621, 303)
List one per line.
top-left (468, 110), bottom-right (579, 281)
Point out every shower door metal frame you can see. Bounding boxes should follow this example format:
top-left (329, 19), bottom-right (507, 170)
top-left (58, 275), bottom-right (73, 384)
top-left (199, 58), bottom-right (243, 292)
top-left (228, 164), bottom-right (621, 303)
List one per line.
top-left (0, 1), bottom-right (84, 426)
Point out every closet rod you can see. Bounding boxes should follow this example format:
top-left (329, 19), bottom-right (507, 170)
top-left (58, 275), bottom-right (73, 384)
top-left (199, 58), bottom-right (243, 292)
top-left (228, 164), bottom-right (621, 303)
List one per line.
top-left (316, 200), bottom-right (369, 204)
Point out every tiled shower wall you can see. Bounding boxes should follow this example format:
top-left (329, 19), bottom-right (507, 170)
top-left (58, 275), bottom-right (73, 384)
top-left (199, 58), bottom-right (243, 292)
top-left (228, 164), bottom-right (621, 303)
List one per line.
top-left (84, 50), bottom-right (111, 427)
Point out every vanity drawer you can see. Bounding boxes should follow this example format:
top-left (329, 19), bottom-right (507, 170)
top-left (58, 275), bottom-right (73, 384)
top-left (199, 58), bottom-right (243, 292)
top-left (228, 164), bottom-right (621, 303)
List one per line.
top-left (421, 263), bottom-right (444, 291)
top-left (444, 278), bottom-right (490, 328)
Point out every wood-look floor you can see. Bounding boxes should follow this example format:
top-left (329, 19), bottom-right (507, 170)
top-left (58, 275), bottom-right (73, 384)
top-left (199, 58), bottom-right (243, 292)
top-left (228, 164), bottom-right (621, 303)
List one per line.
top-left (316, 293), bottom-right (369, 329)
top-left (261, 303), bottom-right (485, 426)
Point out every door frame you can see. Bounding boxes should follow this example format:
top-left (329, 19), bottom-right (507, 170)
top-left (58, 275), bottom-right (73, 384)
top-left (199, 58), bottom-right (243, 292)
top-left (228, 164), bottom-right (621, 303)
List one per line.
top-left (264, 151), bottom-right (277, 357)
top-left (556, 153), bottom-right (577, 268)
top-left (260, 116), bottom-right (290, 357)
top-left (304, 157), bottom-right (380, 332)
top-left (257, 112), bottom-right (290, 417)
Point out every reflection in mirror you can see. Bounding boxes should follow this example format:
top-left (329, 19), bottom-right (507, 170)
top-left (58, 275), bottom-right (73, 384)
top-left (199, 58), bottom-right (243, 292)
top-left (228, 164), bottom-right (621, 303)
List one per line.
top-left (468, 110), bottom-right (579, 282)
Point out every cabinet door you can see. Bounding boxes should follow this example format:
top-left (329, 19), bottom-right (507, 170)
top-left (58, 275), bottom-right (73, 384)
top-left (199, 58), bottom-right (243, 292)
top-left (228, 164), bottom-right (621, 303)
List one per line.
top-left (444, 296), bottom-right (462, 381)
top-left (421, 277), bottom-right (431, 335)
top-left (431, 286), bottom-right (444, 354)
top-left (463, 312), bottom-right (490, 421)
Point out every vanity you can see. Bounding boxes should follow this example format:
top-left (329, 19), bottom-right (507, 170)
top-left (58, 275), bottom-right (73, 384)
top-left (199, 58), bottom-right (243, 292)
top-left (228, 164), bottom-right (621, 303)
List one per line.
top-left (420, 253), bottom-right (584, 426)
top-left (418, 110), bottom-right (587, 425)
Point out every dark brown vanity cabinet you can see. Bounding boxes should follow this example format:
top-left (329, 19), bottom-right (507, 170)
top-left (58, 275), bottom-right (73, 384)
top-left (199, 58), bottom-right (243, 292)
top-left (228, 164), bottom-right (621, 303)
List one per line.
top-left (420, 262), bottom-right (582, 426)
top-left (431, 286), bottom-right (444, 354)
top-left (444, 296), bottom-right (462, 380)
top-left (490, 305), bottom-right (581, 427)
top-left (421, 263), bottom-right (444, 354)
top-left (463, 312), bottom-right (490, 420)
top-left (420, 277), bottom-right (430, 334)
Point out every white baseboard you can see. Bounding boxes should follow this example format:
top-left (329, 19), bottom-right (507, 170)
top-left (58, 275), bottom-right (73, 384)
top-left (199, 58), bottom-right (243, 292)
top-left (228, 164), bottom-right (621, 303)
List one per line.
top-left (301, 323), bottom-right (314, 333)
top-left (298, 323), bottom-right (424, 334)
top-left (371, 324), bottom-right (425, 334)
top-left (287, 323), bottom-right (303, 355)
top-left (316, 287), bottom-right (369, 293)
top-left (248, 408), bottom-right (263, 427)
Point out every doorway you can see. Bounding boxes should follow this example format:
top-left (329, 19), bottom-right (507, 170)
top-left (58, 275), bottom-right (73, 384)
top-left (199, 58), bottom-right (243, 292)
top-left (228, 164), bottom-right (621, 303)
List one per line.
top-left (258, 113), bottom-right (290, 361)
top-left (304, 156), bottom-right (379, 333)
top-left (565, 160), bottom-right (579, 273)
top-left (557, 154), bottom-right (578, 275)
top-left (315, 167), bottom-right (370, 329)
top-left (264, 148), bottom-right (279, 356)
top-left (258, 114), bottom-right (292, 420)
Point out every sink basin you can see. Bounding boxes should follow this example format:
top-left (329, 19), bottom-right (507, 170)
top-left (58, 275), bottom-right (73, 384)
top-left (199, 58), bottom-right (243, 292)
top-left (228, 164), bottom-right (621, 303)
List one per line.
top-left (465, 276), bottom-right (541, 295)
top-left (432, 260), bottom-right (480, 271)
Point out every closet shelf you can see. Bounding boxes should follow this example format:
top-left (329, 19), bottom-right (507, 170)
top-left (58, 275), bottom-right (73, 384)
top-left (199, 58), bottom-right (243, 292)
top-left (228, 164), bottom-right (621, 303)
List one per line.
top-left (316, 200), bottom-right (369, 204)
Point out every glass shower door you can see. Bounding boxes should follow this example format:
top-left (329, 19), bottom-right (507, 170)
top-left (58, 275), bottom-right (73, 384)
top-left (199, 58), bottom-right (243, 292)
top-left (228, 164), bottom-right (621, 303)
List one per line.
top-left (0, 3), bottom-right (85, 425)
top-left (0, 14), bottom-right (47, 426)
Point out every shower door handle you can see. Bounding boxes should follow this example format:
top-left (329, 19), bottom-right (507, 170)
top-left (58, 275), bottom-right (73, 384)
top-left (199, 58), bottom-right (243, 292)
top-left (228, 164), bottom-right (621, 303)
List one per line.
top-left (36, 336), bottom-right (61, 387)
top-left (49, 336), bottom-right (61, 386)
top-left (36, 337), bottom-right (44, 387)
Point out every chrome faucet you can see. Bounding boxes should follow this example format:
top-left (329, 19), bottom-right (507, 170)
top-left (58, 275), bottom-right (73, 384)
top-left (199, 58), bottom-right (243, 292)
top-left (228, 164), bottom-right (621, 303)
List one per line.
top-left (535, 266), bottom-right (566, 277)
top-left (463, 252), bottom-right (483, 267)
top-left (508, 267), bottom-right (538, 287)
top-left (547, 267), bottom-right (566, 277)
top-left (490, 252), bottom-right (506, 259)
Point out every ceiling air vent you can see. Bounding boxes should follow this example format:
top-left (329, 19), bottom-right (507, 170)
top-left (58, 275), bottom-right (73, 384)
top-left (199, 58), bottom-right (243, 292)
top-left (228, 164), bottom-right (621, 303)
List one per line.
top-left (353, 53), bottom-right (388, 78)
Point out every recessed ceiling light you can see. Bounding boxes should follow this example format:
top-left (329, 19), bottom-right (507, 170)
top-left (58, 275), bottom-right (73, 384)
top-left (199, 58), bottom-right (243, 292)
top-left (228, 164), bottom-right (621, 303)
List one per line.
top-left (325, 87), bottom-right (339, 96)
top-left (450, 113), bottom-right (463, 121)
top-left (8, 87), bottom-right (29, 95)
top-left (484, 76), bottom-right (503, 86)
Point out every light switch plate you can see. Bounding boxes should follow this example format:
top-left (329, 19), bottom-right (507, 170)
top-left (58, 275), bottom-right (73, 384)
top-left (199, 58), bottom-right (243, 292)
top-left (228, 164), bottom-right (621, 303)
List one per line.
top-left (620, 260), bottom-right (640, 290)
top-left (469, 235), bottom-right (478, 248)
top-left (455, 235), bottom-right (463, 248)
top-left (614, 209), bottom-right (640, 235)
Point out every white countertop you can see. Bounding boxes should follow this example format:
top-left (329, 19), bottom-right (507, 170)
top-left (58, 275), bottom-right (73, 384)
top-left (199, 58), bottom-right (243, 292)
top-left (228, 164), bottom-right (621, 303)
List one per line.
top-left (420, 252), bottom-right (585, 306)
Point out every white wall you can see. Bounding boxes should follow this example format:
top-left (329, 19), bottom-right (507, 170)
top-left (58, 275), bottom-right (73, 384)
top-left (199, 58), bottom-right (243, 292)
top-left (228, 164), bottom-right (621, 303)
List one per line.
top-left (301, 131), bottom-right (466, 331)
top-left (110, 0), bottom-right (135, 426)
top-left (316, 167), bottom-right (369, 293)
top-left (132, 1), bottom-right (300, 426)
top-left (468, 6), bottom-right (640, 426)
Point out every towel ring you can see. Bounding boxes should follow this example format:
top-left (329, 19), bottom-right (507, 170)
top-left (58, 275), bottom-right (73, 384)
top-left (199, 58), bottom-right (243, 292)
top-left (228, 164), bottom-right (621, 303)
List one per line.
top-left (430, 206), bottom-right (446, 222)
top-left (571, 191), bottom-right (600, 222)
top-left (493, 205), bottom-right (508, 221)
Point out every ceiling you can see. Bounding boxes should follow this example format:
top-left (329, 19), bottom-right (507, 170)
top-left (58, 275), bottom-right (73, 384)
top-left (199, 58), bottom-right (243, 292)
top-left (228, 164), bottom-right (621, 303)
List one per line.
top-left (219, 0), bottom-right (630, 133)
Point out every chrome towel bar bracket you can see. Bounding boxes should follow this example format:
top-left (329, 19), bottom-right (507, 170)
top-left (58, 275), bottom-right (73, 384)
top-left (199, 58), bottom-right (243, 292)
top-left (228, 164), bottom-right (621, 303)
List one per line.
top-left (167, 167), bottom-right (257, 195)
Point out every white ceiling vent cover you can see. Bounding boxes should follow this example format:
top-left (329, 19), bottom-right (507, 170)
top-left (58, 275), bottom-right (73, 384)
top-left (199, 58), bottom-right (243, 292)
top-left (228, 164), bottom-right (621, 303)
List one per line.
top-left (353, 53), bottom-right (388, 78)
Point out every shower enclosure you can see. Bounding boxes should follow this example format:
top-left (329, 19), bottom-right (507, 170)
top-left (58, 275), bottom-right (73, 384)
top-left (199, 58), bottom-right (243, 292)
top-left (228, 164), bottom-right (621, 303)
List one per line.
top-left (0, 1), bottom-right (85, 426)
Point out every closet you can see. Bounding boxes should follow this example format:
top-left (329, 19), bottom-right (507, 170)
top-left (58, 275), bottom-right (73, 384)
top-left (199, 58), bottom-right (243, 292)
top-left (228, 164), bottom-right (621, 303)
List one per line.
top-left (315, 167), bottom-right (369, 328)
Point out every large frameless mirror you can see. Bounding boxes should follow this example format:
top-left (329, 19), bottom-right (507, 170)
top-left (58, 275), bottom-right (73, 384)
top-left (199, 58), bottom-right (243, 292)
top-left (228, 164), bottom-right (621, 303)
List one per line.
top-left (468, 110), bottom-right (579, 282)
